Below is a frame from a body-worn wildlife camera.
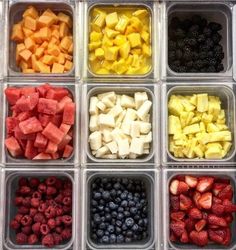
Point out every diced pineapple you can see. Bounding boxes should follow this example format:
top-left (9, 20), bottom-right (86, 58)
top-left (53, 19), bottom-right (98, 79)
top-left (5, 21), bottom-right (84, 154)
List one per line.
top-left (197, 94), bottom-right (208, 112)
top-left (127, 33), bottom-right (141, 48)
top-left (183, 123), bottom-right (200, 135)
top-left (168, 115), bottom-right (182, 135)
top-left (95, 48), bottom-right (105, 59)
top-left (90, 31), bottom-right (103, 42)
top-left (111, 59), bottom-right (127, 74)
top-left (113, 35), bottom-right (127, 46)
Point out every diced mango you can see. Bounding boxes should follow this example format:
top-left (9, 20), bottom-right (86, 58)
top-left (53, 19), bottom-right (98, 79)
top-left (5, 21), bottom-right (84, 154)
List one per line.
top-left (104, 46), bottom-right (119, 61)
top-left (90, 31), bottom-right (103, 42)
top-left (106, 12), bottom-right (118, 28)
top-left (51, 63), bottom-right (64, 73)
top-left (119, 41), bottom-right (130, 59)
top-left (142, 43), bottom-right (151, 57)
top-left (130, 17), bottom-right (142, 32)
top-left (127, 33), bottom-right (141, 48)
top-left (35, 61), bottom-right (50, 73)
top-left (93, 12), bottom-right (106, 29)
top-left (141, 30), bottom-right (150, 43)
top-left (113, 35), bottom-right (127, 46)
top-left (115, 15), bottom-right (129, 33)
top-left (133, 9), bottom-right (148, 19)
top-left (105, 28), bottom-right (120, 39)
top-left (95, 48), bottom-right (105, 59)
top-left (111, 59), bottom-right (127, 74)
top-left (58, 12), bottom-right (72, 28)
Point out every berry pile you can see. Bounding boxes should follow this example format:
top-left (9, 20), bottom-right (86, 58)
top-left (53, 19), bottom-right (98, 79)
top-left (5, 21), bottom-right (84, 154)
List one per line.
top-left (10, 176), bottom-right (73, 247)
top-left (90, 177), bottom-right (149, 244)
top-left (169, 175), bottom-right (236, 247)
top-left (168, 15), bottom-right (224, 73)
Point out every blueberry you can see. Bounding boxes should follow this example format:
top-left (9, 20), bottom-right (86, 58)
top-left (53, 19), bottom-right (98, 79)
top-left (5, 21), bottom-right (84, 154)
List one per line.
top-left (117, 234), bottom-right (124, 243)
top-left (107, 225), bottom-right (115, 233)
top-left (96, 229), bottom-right (104, 237)
top-left (127, 193), bottom-right (133, 201)
top-left (115, 197), bottom-right (121, 204)
top-left (105, 213), bottom-right (112, 222)
top-left (102, 235), bottom-right (109, 244)
top-left (105, 183), bottom-right (112, 190)
top-left (125, 218), bottom-right (134, 228)
top-left (134, 215), bottom-right (140, 221)
top-left (91, 199), bottom-right (98, 207)
top-left (143, 218), bottom-right (148, 226)
top-left (111, 211), bottom-right (118, 218)
top-left (110, 234), bottom-right (116, 243)
top-left (125, 237), bottom-right (132, 243)
top-left (116, 220), bottom-right (122, 227)
top-left (109, 202), bottom-right (117, 210)
top-left (116, 226), bottom-right (122, 234)
top-left (98, 205), bottom-right (104, 211)
top-left (121, 200), bottom-right (128, 208)
top-left (130, 207), bottom-right (138, 215)
top-left (99, 222), bottom-right (106, 230)
top-left (93, 214), bottom-right (101, 224)
top-left (114, 183), bottom-right (121, 190)
top-left (138, 219), bottom-right (144, 226)
top-left (126, 230), bottom-right (133, 238)
top-left (99, 199), bottom-right (105, 205)
top-left (91, 233), bottom-right (97, 240)
top-left (102, 191), bottom-right (110, 200)
top-left (117, 213), bottom-right (124, 220)
top-left (117, 207), bottom-right (124, 213)
top-left (122, 223), bottom-right (128, 231)
top-left (120, 192), bottom-right (128, 200)
top-left (110, 189), bottom-right (116, 197)
top-left (101, 178), bottom-right (108, 184)
top-left (111, 218), bottom-right (116, 225)
top-left (124, 211), bottom-right (130, 217)
top-left (93, 192), bottom-right (102, 200)
top-left (132, 224), bottom-right (139, 232)
top-left (104, 207), bottom-right (110, 213)
top-left (104, 231), bottom-right (109, 236)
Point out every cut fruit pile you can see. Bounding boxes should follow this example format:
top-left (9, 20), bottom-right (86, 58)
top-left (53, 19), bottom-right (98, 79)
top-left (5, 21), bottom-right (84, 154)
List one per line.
top-left (5, 83), bottom-right (75, 160)
top-left (10, 176), bottom-right (72, 247)
top-left (169, 175), bottom-right (236, 247)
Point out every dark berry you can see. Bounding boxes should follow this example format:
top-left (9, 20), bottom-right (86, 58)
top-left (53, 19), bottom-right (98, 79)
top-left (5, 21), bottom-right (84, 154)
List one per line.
top-left (102, 235), bottom-right (109, 244)
top-left (125, 218), bottom-right (134, 228)
top-left (208, 22), bottom-right (222, 32)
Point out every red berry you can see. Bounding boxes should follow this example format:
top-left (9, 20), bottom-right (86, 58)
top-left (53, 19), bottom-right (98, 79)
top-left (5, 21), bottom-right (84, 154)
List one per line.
top-left (40, 223), bottom-right (50, 235)
top-left (61, 227), bottom-right (72, 240)
top-left (46, 186), bottom-right (57, 196)
top-left (63, 180), bottom-right (72, 189)
top-left (45, 176), bottom-right (57, 186)
top-left (21, 215), bottom-right (32, 226)
top-left (32, 191), bottom-right (42, 200)
top-left (38, 203), bottom-right (47, 212)
top-left (18, 177), bottom-right (29, 187)
top-left (29, 208), bottom-right (37, 217)
top-left (55, 207), bottom-right (63, 216)
top-left (34, 213), bottom-right (46, 223)
top-left (21, 225), bottom-right (32, 235)
top-left (63, 205), bottom-right (72, 213)
top-left (55, 216), bottom-right (62, 226)
top-left (52, 232), bottom-right (63, 245)
top-left (15, 196), bottom-right (23, 206)
top-left (63, 188), bottom-right (72, 197)
top-left (10, 219), bottom-right (20, 230)
top-left (63, 197), bottom-right (72, 206)
top-left (28, 234), bottom-right (38, 244)
top-left (48, 218), bottom-right (56, 229)
top-left (31, 198), bottom-right (40, 208)
top-left (42, 234), bottom-right (55, 247)
top-left (17, 206), bottom-right (29, 214)
top-left (29, 178), bottom-right (40, 188)
top-left (14, 214), bottom-right (23, 223)
top-left (22, 197), bottom-right (31, 207)
top-left (45, 206), bottom-right (56, 219)
top-left (16, 232), bottom-right (28, 244)
top-left (38, 183), bottom-right (46, 193)
top-left (32, 222), bottom-right (41, 234)
top-left (55, 194), bottom-right (63, 203)
top-left (62, 215), bottom-right (72, 226)
top-left (55, 226), bottom-right (62, 234)
top-left (55, 179), bottom-right (63, 189)
top-left (20, 186), bottom-right (31, 195)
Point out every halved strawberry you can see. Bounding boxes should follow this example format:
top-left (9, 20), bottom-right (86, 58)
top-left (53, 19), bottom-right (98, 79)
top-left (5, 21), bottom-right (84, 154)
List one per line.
top-left (211, 204), bottom-right (225, 216)
top-left (178, 181), bottom-right (189, 194)
top-left (189, 230), bottom-right (208, 247)
top-left (195, 219), bottom-right (207, 232)
top-left (193, 191), bottom-right (201, 209)
top-left (214, 178), bottom-right (231, 184)
top-left (170, 221), bottom-right (185, 237)
top-left (208, 214), bottom-right (227, 227)
top-left (180, 194), bottom-right (192, 211)
top-left (185, 218), bottom-right (195, 232)
top-left (170, 179), bottom-right (180, 195)
top-left (198, 192), bottom-right (212, 210)
top-left (196, 177), bottom-right (214, 193)
top-left (222, 199), bottom-right (236, 213)
top-left (170, 195), bottom-right (180, 212)
top-left (171, 211), bottom-right (185, 221)
top-left (222, 227), bottom-right (231, 246)
top-left (170, 231), bottom-right (177, 242)
top-left (213, 183), bottom-right (228, 196)
top-left (189, 208), bottom-right (202, 220)
top-left (208, 229), bottom-right (224, 244)
top-left (180, 229), bottom-right (189, 243)
top-left (218, 185), bottom-right (233, 201)
top-left (185, 175), bottom-right (198, 188)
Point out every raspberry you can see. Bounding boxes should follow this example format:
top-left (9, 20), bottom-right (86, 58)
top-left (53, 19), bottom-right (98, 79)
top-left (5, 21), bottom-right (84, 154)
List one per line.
top-left (21, 215), bottom-right (32, 226)
top-left (22, 197), bottom-right (31, 207)
top-left (38, 203), bottom-right (47, 212)
top-left (42, 234), bottom-right (55, 247)
top-left (55, 179), bottom-right (63, 189)
top-left (32, 222), bottom-right (41, 234)
top-left (48, 218), bottom-right (56, 229)
top-left (62, 215), bottom-right (72, 226)
top-left (15, 196), bottom-right (23, 206)
top-left (45, 176), bottom-right (57, 186)
top-left (55, 226), bottom-right (62, 234)
top-left (29, 178), bottom-right (40, 188)
top-left (14, 214), bottom-right (23, 223)
top-left (55, 194), bottom-right (63, 204)
top-left (63, 188), bottom-right (72, 197)
top-left (21, 225), bottom-right (32, 235)
top-left (63, 197), bottom-right (72, 206)
top-left (16, 232), bottom-right (28, 244)
top-left (34, 213), bottom-right (46, 223)
top-left (31, 198), bottom-right (40, 208)
top-left (32, 191), bottom-right (42, 200)
top-left (63, 205), bottom-right (72, 213)
top-left (17, 206), bottom-right (29, 214)
top-left (55, 207), bottom-right (63, 216)
top-left (29, 208), bottom-right (37, 217)
top-left (28, 234), bottom-right (38, 244)
top-left (40, 223), bottom-right (50, 235)
top-left (61, 227), bottom-right (72, 240)
top-left (10, 219), bottom-right (20, 230)
top-left (52, 232), bottom-right (63, 245)
top-left (55, 216), bottom-right (62, 226)
top-left (46, 186), bottom-right (57, 196)
top-left (38, 183), bottom-right (46, 193)
top-left (45, 206), bottom-right (56, 219)
top-left (20, 186), bottom-right (31, 195)
top-left (18, 177), bottom-right (29, 187)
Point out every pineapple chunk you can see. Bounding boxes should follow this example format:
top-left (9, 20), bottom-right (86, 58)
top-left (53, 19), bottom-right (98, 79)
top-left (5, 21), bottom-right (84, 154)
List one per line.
top-left (168, 115), bottom-right (181, 135)
top-left (183, 124), bottom-right (201, 135)
top-left (197, 94), bottom-right (208, 112)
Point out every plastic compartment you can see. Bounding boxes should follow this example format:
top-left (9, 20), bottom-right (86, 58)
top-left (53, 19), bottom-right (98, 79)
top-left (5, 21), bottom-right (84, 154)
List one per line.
top-left (164, 2), bottom-right (233, 79)
top-left (83, 0), bottom-right (159, 81)
top-left (161, 83), bottom-right (236, 165)
top-left (81, 168), bottom-right (156, 250)
top-left (2, 169), bottom-right (76, 250)
top-left (2, 82), bottom-right (79, 166)
top-left (5, 0), bottom-right (75, 78)
top-left (81, 83), bottom-right (159, 164)
top-left (163, 168), bottom-right (236, 250)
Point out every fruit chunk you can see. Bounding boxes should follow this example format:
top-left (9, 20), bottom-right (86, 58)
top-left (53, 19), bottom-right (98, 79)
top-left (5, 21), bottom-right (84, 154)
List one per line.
top-left (19, 117), bottom-right (43, 134)
top-left (38, 98), bottom-right (58, 115)
top-left (42, 122), bottom-right (64, 144)
top-left (5, 136), bottom-right (23, 157)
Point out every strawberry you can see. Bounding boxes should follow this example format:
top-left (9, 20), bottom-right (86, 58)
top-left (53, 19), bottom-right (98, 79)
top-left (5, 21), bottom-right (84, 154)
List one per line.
top-left (170, 231), bottom-right (177, 242)
top-left (189, 208), bottom-right (202, 220)
top-left (222, 199), bottom-right (236, 213)
top-left (180, 229), bottom-right (189, 243)
top-left (224, 214), bottom-right (233, 224)
top-left (208, 229), bottom-right (224, 244)
top-left (170, 195), bottom-right (180, 212)
top-left (189, 230), bottom-right (208, 247)
top-left (180, 194), bottom-right (192, 211)
top-left (196, 177), bottom-right (214, 193)
top-left (185, 175), bottom-right (198, 188)
top-left (170, 180), bottom-right (179, 195)
top-left (193, 191), bottom-right (201, 209)
top-left (185, 218), bottom-right (195, 232)
top-left (198, 192), bottom-right (212, 210)
top-left (218, 185), bottom-right (233, 200)
top-left (195, 219), bottom-right (207, 232)
top-left (222, 227), bottom-right (231, 246)
top-left (211, 204), bottom-right (225, 216)
top-left (208, 214), bottom-right (227, 227)
top-left (214, 178), bottom-right (231, 184)
top-left (208, 224), bottom-right (220, 229)
top-left (171, 211), bottom-right (185, 221)
top-left (170, 179), bottom-right (189, 195)
top-left (213, 183), bottom-right (228, 196)
top-left (213, 197), bottom-right (222, 204)
top-left (178, 181), bottom-right (189, 194)
top-left (170, 221), bottom-right (185, 237)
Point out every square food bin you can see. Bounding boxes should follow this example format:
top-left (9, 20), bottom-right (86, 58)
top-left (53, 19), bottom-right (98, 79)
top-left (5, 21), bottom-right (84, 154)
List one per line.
top-left (83, 0), bottom-right (160, 81)
top-left (3, 0), bottom-right (77, 78)
top-left (162, 1), bottom-right (233, 80)
top-left (1, 168), bottom-right (77, 250)
top-left (80, 168), bottom-right (159, 250)
top-left (2, 82), bottom-right (79, 166)
top-left (81, 83), bottom-right (159, 165)
top-left (161, 83), bottom-right (236, 166)
top-left (163, 168), bottom-right (236, 250)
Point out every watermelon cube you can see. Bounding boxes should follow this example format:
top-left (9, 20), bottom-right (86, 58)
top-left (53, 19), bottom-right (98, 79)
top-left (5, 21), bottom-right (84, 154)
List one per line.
top-left (63, 145), bottom-right (73, 158)
top-left (21, 87), bottom-right (36, 96)
top-left (51, 152), bottom-right (60, 160)
top-left (18, 139), bottom-right (27, 151)
top-left (36, 83), bottom-right (51, 97)
top-left (42, 122), bottom-right (64, 144)
top-left (14, 125), bottom-right (36, 140)
top-left (63, 103), bottom-right (75, 125)
top-left (6, 117), bottom-right (18, 135)
top-left (5, 87), bottom-right (21, 105)
top-left (17, 111), bottom-right (32, 122)
top-left (58, 134), bottom-right (72, 150)
top-left (34, 133), bottom-right (48, 148)
top-left (38, 98), bottom-right (58, 115)
top-left (57, 96), bottom-right (73, 113)
top-left (46, 88), bottom-right (69, 101)
top-left (33, 152), bottom-right (52, 160)
top-left (25, 140), bottom-right (38, 160)
top-left (5, 136), bottom-right (23, 157)
top-left (51, 114), bottom-right (62, 127)
top-left (38, 114), bottom-right (51, 127)
top-left (19, 117), bottom-right (43, 135)
top-left (59, 123), bottom-right (71, 135)
top-left (15, 92), bottom-right (39, 111)
top-left (46, 141), bottom-right (58, 154)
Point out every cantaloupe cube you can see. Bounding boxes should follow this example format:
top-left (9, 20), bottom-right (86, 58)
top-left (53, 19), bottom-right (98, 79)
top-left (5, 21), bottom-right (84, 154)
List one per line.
top-left (19, 60), bottom-right (28, 70)
top-left (24, 16), bottom-right (37, 31)
top-left (52, 28), bottom-right (60, 39)
top-left (39, 27), bottom-right (52, 41)
top-left (42, 9), bottom-right (58, 23)
top-left (64, 54), bottom-right (73, 61)
top-left (11, 23), bottom-right (24, 42)
top-left (48, 45), bottom-right (60, 57)
top-left (36, 61), bottom-right (50, 73)
top-left (58, 53), bottom-right (65, 64)
top-left (19, 49), bottom-right (32, 61)
top-left (58, 12), bottom-right (72, 28)
top-left (51, 63), bottom-right (64, 73)
top-left (31, 54), bottom-right (40, 72)
top-left (40, 41), bottom-right (48, 49)
top-left (23, 68), bottom-right (35, 74)
top-left (42, 55), bottom-right (56, 65)
top-left (23, 6), bottom-right (39, 19)
top-left (68, 43), bottom-right (73, 54)
top-left (60, 36), bottom-right (72, 51)
top-left (35, 47), bottom-right (44, 59)
top-left (64, 60), bottom-right (73, 71)
top-left (16, 43), bottom-right (26, 63)
top-left (38, 15), bottom-right (54, 28)
top-left (24, 37), bottom-right (35, 51)
top-left (23, 27), bottom-right (33, 37)
top-left (59, 22), bottom-right (69, 38)
top-left (32, 31), bottom-right (42, 44)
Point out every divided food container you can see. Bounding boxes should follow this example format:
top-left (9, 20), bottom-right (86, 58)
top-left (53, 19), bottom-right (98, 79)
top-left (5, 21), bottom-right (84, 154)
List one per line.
top-left (0, 0), bottom-right (235, 250)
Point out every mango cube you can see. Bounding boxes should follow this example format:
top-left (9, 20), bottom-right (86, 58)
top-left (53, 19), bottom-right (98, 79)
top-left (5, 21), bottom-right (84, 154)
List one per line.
top-left (106, 12), bottom-right (118, 28)
top-left (104, 46), bottom-right (119, 61)
top-left (128, 33), bottom-right (141, 48)
top-left (95, 48), bottom-right (105, 59)
top-left (119, 41), bottom-right (130, 59)
top-left (115, 15), bottom-right (129, 33)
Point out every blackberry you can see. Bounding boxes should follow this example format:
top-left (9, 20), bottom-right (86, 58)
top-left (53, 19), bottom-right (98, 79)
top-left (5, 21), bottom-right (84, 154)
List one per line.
top-left (195, 60), bottom-right (204, 69)
top-left (203, 27), bottom-right (212, 37)
top-left (215, 51), bottom-right (224, 60)
top-left (205, 38), bottom-right (214, 49)
top-left (199, 51), bottom-right (207, 60)
top-left (206, 66), bottom-right (216, 72)
top-left (186, 61), bottom-right (194, 69)
top-left (207, 51), bottom-right (214, 58)
top-left (175, 49), bottom-right (183, 60)
top-left (168, 40), bottom-right (176, 50)
top-left (189, 24), bottom-right (200, 32)
top-left (197, 34), bottom-right (206, 43)
top-left (208, 58), bottom-right (217, 66)
top-left (192, 15), bottom-right (202, 25)
top-left (208, 22), bottom-right (222, 32)
top-left (188, 30), bottom-right (199, 39)
top-left (176, 39), bottom-right (185, 49)
top-left (213, 44), bottom-right (223, 53)
top-left (216, 64), bottom-right (224, 72)
top-left (212, 33), bottom-right (222, 44)
top-left (175, 28), bottom-right (186, 39)
top-left (199, 18), bottom-right (207, 29)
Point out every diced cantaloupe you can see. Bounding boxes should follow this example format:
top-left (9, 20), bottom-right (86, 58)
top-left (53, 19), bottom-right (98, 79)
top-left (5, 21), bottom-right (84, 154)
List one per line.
top-left (35, 47), bottom-right (44, 59)
top-left (24, 37), bottom-right (35, 51)
top-left (23, 6), bottom-right (39, 19)
top-left (38, 15), bottom-right (54, 28)
top-left (19, 49), bottom-right (32, 61)
top-left (51, 63), bottom-right (64, 73)
top-left (11, 23), bottom-right (24, 42)
top-left (24, 16), bottom-right (37, 31)
top-left (35, 61), bottom-right (50, 73)
top-left (64, 60), bottom-right (73, 71)
top-left (57, 12), bottom-right (72, 28)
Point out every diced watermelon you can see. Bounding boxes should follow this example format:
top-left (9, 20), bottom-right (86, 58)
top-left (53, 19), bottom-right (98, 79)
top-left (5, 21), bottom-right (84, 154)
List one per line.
top-left (46, 141), bottom-right (58, 154)
top-left (18, 139), bottom-right (27, 151)
top-left (46, 88), bottom-right (69, 101)
top-left (38, 114), bottom-right (51, 127)
top-left (6, 117), bottom-right (19, 134)
top-left (5, 136), bottom-right (23, 157)
top-left (14, 125), bottom-right (36, 140)
top-left (57, 96), bottom-right (73, 113)
top-left (33, 152), bottom-right (52, 160)
top-left (68, 129), bottom-right (73, 137)
top-left (34, 133), bottom-right (48, 148)
top-left (36, 83), bottom-right (51, 97)
top-left (63, 145), bottom-right (73, 158)
top-left (21, 87), bottom-right (36, 96)
top-left (51, 114), bottom-right (62, 127)
top-left (42, 122), bottom-right (64, 144)
top-left (63, 103), bottom-right (75, 125)
top-left (38, 98), bottom-right (58, 115)
top-left (25, 140), bottom-right (38, 160)
top-left (58, 134), bottom-right (72, 150)
top-left (38, 148), bottom-right (45, 153)
top-left (15, 92), bottom-right (39, 111)
top-left (59, 123), bottom-right (71, 135)
top-left (5, 87), bottom-right (21, 105)
top-left (19, 117), bottom-right (43, 135)
top-left (51, 152), bottom-right (60, 160)
top-left (17, 111), bottom-right (32, 122)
